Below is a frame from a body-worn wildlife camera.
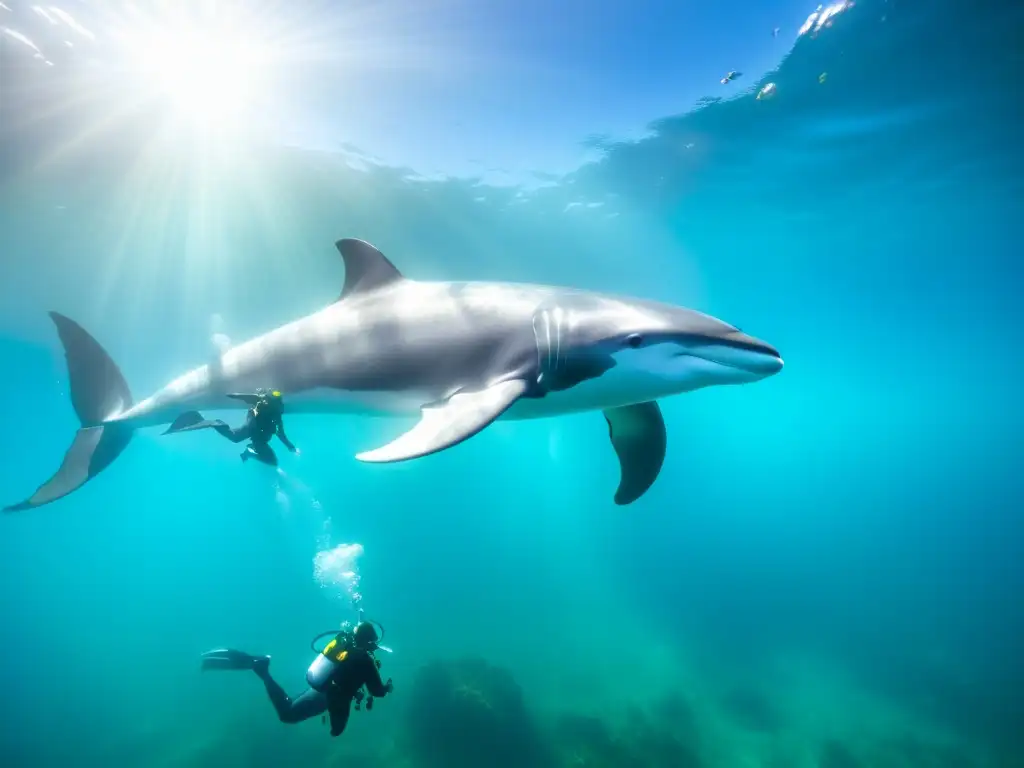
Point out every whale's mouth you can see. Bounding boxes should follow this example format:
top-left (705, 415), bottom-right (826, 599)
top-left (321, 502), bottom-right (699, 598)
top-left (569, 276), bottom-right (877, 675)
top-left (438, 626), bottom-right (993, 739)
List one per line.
top-left (672, 350), bottom-right (783, 375)
top-left (672, 351), bottom-right (744, 370)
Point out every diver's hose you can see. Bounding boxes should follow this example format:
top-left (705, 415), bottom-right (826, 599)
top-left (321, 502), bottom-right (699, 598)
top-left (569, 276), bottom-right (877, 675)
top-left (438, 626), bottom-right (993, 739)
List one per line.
top-left (310, 630), bottom-right (340, 653)
top-left (310, 619), bottom-right (389, 654)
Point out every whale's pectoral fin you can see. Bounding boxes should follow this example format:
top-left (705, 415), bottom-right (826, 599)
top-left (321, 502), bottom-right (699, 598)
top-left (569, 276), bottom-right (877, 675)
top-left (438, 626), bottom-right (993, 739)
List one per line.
top-left (603, 401), bottom-right (667, 505)
top-left (356, 379), bottom-right (529, 463)
top-left (336, 239), bottom-right (406, 300)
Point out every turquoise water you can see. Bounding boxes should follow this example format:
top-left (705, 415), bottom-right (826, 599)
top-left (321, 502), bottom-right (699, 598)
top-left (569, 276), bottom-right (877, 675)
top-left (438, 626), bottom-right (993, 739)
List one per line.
top-left (1, 0), bottom-right (1022, 766)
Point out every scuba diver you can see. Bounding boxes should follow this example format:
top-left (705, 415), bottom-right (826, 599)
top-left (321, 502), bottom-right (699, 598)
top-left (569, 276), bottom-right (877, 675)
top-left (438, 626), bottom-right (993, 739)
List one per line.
top-left (200, 621), bottom-right (393, 737)
top-left (163, 388), bottom-right (296, 466)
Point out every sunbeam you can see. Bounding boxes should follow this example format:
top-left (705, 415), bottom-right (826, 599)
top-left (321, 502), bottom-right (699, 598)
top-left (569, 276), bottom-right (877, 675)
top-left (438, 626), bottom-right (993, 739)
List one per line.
top-left (114, 11), bottom-right (274, 138)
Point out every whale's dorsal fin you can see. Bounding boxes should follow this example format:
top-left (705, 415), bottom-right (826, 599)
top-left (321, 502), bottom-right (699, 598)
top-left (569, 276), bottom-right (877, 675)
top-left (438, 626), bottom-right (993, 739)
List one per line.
top-left (335, 239), bottom-right (405, 300)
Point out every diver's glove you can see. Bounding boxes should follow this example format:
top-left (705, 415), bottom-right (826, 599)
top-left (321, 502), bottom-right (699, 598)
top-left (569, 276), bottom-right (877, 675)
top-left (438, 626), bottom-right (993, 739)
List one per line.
top-left (384, 678), bottom-right (394, 694)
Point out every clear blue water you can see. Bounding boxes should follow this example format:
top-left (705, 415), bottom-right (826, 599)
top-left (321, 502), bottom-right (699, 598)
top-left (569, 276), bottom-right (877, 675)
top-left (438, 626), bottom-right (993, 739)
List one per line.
top-left (1, 0), bottom-right (1022, 766)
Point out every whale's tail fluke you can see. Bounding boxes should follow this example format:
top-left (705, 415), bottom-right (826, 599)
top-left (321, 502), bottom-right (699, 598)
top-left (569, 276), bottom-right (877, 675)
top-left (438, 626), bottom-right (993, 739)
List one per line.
top-left (4, 313), bottom-right (134, 512)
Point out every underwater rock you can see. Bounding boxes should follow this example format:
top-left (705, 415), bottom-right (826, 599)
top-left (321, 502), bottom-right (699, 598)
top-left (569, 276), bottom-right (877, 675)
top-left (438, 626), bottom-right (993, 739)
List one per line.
top-left (325, 747), bottom-right (392, 768)
top-left (720, 687), bottom-right (785, 733)
top-left (819, 739), bottom-right (861, 768)
top-left (555, 714), bottom-right (631, 766)
top-left (635, 725), bottom-right (702, 768)
top-left (403, 656), bottom-right (553, 768)
top-left (552, 710), bottom-right (702, 768)
top-left (652, 690), bottom-right (697, 733)
top-left (876, 734), bottom-right (976, 768)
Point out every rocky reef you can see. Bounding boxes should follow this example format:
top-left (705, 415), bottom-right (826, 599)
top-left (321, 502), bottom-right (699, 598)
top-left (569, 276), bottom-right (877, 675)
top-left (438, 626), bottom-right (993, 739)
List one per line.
top-left (403, 656), bottom-right (554, 768)
top-left (549, 703), bottom-right (702, 768)
top-left (720, 685), bottom-right (785, 733)
top-left (400, 656), bottom-right (704, 768)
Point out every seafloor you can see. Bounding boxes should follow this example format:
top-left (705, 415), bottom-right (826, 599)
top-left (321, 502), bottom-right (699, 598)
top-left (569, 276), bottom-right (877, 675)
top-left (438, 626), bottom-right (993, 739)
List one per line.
top-left (78, 637), bottom-right (1004, 768)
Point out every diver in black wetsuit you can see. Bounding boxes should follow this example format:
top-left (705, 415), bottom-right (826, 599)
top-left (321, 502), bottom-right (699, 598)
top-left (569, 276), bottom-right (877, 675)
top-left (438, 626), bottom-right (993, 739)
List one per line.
top-left (200, 622), bottom-right (393, 737)
top-left (164, 388), bottom-right (296, 466)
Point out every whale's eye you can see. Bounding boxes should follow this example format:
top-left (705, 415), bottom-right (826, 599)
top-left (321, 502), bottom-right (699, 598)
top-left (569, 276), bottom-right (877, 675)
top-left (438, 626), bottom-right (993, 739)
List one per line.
top-left (625, 333), bottom-right (644, 349)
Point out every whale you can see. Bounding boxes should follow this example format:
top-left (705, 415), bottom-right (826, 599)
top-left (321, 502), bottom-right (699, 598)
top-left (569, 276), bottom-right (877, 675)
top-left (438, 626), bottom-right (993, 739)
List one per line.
top-left (5, 238), bottom-right (783, 511)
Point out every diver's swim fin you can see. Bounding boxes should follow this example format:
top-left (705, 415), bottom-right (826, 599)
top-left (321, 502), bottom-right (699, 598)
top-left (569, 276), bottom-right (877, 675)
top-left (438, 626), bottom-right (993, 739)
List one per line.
top-left (163, 412), bottom-right (226, 435)
top-left (164, 411), bottom-right (206, 434)
top-left (200, 649), bottom-right (267, 672)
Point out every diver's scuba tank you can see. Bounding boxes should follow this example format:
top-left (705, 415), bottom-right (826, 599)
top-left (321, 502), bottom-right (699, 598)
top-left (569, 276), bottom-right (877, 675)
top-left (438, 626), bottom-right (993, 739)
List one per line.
top-left (307, 620), bottom-right (389, 695)
top-left (307, 628), bottom-right (354, 691)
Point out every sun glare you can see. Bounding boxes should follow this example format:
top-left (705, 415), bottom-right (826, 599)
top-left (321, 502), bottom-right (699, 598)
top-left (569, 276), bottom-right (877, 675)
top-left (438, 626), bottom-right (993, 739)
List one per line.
top-left (140, 32), bottom-right (258, 124)
top-left (118, 14), bottom-right (273, 136)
